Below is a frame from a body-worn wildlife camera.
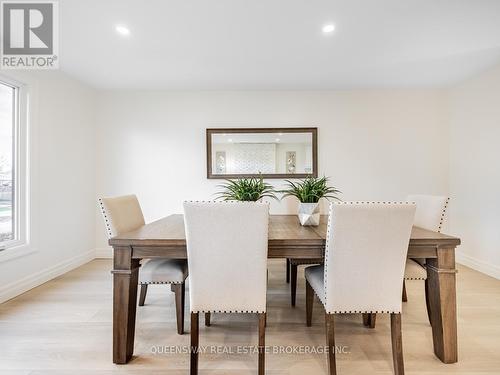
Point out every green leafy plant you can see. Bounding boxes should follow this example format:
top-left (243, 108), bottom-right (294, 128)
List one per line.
top-left (280, 176), bottom-right (341, 203)
top-left (215, 176), bottom-right (278, 202)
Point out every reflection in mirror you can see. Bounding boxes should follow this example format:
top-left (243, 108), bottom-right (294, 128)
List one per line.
top-left (207, 129), bottom-right (317, 178)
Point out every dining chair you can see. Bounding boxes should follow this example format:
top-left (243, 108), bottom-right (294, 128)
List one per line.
top-left (304, 202), bottom-right (415, 375)
top-left (183, 201), bottom-right (269, 375)
top-left (364, 195), bottom-right (449, 328)
top-left (99, 194), bottom-right (188, 334)
top-left (405, 195), bottom-right (449, 305)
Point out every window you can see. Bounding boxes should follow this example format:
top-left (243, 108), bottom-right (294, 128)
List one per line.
top-left (0, 79), bottom-right (25, 251)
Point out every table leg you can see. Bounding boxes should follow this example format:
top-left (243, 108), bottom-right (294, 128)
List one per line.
top-left (112, 246), bottom-right (140, 364)
top-left (426, 247), bottom-right (458, 364)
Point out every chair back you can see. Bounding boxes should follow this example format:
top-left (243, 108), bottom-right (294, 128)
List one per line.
top-left (183, 201), bottom-right (269, 313)
top-left (323, 202), bottom-right (415, 314)
top-left (99, 194), bottom-right (145, 238)
top-left (407, 194), bottom-right (449, 232)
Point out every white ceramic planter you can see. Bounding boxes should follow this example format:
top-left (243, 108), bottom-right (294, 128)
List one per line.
top-left (298, 202), bottom-right (320, 226)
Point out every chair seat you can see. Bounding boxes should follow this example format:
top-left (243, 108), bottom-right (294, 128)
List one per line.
top-left (306, 261), bottom-right (426, 305)
top-left (289, 258), bottom-right (324, 266)
top-left (404, 259), bottom-right (427, 280)
top-left (140, 259), bottom-right (188, 284)
top-left (304, 264), bottom-right (326, 304)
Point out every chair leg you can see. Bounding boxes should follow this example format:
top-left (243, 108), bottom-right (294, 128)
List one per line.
top-left (424, 279), bottom-right (432, 325)
top-left (171, 283), bottom-right (185, 335)
top-left (290, 263), bottom-right (298, 306)
top-left (325, 313), bottom-right (337, 375)
top-left (362, 313), bottom-right (369, 326)
top-left (205, 312), bottom-right (211, 327)
top-left (190, 312), bottom-right (199, 375)
top-left (306, 279), bottom-right (314, 327)
top-left (286, 259), bottom-right (290, 283)
top-left (138, 284), bottom-right (148, 306)
top-left (362, 313), bottom-right (376, 328)
top-left (391, 313), bottom-right (405, 375)
top-left (402, 280), bottom-right (408, 302)
top-left (258, 313), bottom-right (266, 375)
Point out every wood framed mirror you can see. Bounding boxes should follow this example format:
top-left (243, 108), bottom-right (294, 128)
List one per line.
top-left (206, 127), bottom-right (318, 179)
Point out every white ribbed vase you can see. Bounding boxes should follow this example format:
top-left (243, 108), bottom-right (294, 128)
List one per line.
top-left (298, 202), bottom-right (320, 226)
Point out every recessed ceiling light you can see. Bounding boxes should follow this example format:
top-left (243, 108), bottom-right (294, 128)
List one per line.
top-left (322, 23), bottom-right (335, 34)
top-left (275, 138), bottom-right (280, 142)
top-left (228, 138), bottom-right (233, 143)
top-left (115, 25), bottom-right (131, 36)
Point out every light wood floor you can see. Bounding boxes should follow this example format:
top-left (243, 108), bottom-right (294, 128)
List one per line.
top-left (1, 259), bottom-right (499, 374)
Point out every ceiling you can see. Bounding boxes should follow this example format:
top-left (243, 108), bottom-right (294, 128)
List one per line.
top-left (60, 0), bottom-right (500, 89)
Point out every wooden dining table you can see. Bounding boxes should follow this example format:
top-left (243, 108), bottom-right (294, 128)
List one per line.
top-left (109, 214), bottom-right (461, 365)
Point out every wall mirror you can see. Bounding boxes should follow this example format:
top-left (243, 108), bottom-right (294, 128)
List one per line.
top-left (206, 128), bottom-right (317, 179)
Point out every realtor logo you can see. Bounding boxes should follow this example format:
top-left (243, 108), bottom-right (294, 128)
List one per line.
top-left (1, 1), bottom-right (59, 69)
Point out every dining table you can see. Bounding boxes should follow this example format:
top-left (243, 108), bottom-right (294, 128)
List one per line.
top-left (108, 214), bottom-right (461, 365)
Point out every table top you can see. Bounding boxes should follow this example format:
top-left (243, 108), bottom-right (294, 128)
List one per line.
top-left (109, 214), bottom-right (461, 248)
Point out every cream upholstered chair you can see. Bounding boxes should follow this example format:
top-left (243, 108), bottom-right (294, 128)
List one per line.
top-left (403, 195), bottom-right (449, 313)
top-left (99, 195), bottom-right (188, 334)
top-left (363, 195), bottom-right (449, 329)
top-left (183, 201), bottom-right (269, 375)
top-left (304, 202), bottom-right (415, 375)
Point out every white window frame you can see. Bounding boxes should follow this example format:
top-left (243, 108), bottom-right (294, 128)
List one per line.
top-left (0, 75), bottom-right (30, 259)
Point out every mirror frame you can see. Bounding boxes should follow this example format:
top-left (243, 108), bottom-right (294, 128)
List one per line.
top-left (206, 127), bottom-right (318, 179)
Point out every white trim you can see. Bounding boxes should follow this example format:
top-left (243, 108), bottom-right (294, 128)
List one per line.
top-left (0, 243), bottom-right (37, 262)
top-left (95, 247), bottom-right (112, 258)
top-left (456, 251), bottom-right (500, 280)
top-left (0, 249), bottom-right (95, 303)
top-left (0, 75), bottom-right (30, 252)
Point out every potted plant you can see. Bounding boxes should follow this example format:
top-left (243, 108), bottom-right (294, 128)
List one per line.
top-left (215, 176), bottom-right (278, 201)
top-left (281, 176), bottom-right (341, 226)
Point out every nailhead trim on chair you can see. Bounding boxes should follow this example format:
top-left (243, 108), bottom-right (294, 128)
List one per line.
top-left (289, 258), bottom-right (324, 265)
top-left (310, 287), bottom-right (401, 314)
top-left (322, 204), bottom-right (334, 308)
top-left (184, 200), bottom-right (270, 206)
top-left (332, 310), bottom-right (401, 314)
top-left (438, 197), bottom-right (450, 233)
top-left (141, 281), bottom-right (185, 285)
top-left (191, 310), bottom-right (266, 313)
top-left (98, 198), bottom-right (113, 238)
top-left (321, 202), bottom-right (412, 314)
top-left (404, 197), bottom-right (449, 281)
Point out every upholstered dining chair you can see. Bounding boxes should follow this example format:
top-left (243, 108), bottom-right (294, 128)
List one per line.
top-left (183, 201), bottom-right (269, 375)
top-left (363, 195), bottom-right (450, 329)
top-left (404, 195), bottom-right (449, 305)
top-left (99, 194), bottom-right (188, 334)
top-left (304, 202), bottom-right (415, 375)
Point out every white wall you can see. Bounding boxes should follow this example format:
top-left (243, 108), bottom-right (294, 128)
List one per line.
top-left (0, 71), bottom-right (96, 302)
top-left (449, 65), bottom-right (500, 279)
top-left (95, 90), bottom-right (450, 252)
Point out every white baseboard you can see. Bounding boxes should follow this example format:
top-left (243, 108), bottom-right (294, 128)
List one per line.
top-left (95, 247), bottom-right (112, 258)
top-left (0, 249), bottom-right (95, 303)
top-left (456, 251), bottom-right (500, 280)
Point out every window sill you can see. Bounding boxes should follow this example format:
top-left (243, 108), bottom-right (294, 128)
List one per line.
top-left (0, 243), bottom-right (36, 263)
